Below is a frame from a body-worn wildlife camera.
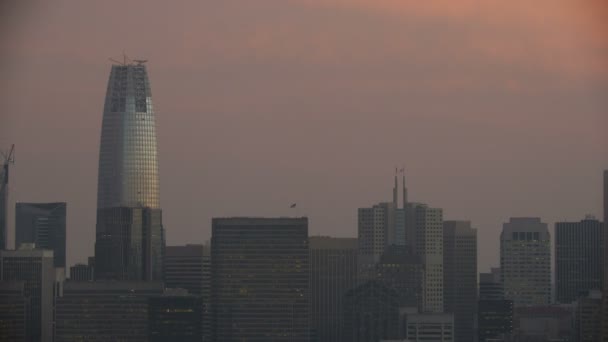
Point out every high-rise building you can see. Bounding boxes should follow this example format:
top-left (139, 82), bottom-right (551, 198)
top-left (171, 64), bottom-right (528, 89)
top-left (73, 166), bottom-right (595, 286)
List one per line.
top-left (0, 145), bottom-right (14, 251)
top-left (478, 269), bottom-right (513, 342)
top-left (575, 289), bottom-right (602, 342)
top-left (148, 291), bottom-right (204, 342)
top-left (211, 217), bottom-right (310, 341)
top-left (343, 280), bottom-right (400, 342)
top-left (0, 281), bottom-right (27, 342)
top-left (602, 170), bottom-right (608, 342)
top-left (443, 220), bottom-right (477, 342)
top-left (404, 312), bottom-right (454, 342)
top-left (309, 236), bottom-right (358, 342)
top-left (16, 202), bottom-right (67, 268)
top-left (55, 281), bottom-right (164, 341)
top-left (408, 203), bottom-right (444, 313)
top-left (0, 245), bottom-right (55, 342)
top-left (555, 216), bottom-right (603, 304)
top-left (358, 202), bottom-right (395, 277)
top-left (500, 217), bottom-right (551, 306)
top-left (69, 262), bottom-right (94, 281)
top-left (94, 61), bottom-right (164, 281)
top-left (376, 244), bottom-right (424, 310)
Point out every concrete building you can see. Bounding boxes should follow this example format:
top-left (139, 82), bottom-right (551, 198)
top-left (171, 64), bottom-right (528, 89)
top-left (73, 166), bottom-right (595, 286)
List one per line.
top-left (478, 268), bottom-right (513, 342)
top-left (0, 281), bottom-right (27, 342)
top-left (55, 281), bottom-right (164, 341)
top-left (0, 245), bottom-right (55, 342)
top-left (94, 61), bottom-right (164, 281)
top-left (211, 217), bottom-right (310, 341)
top-left (404, 312), bottom-right (454, 342)
top-left (443, 221), bottom-right (477, 342)
top-left (555, 216), bottom-right (603, 304)
top-left (575, 289), bottom-right (602, 342)
top-left (309, 236), bottom-right (358, 342)
top-left (148, 291), bottom-right (204, 342)
top-left (376, 245), bottom-right (424, 310)
top-left (500, 217), bottom-right (551, 306)
top-left (16, 202), bottom-right (67, 268)
top-left (343, 280), bottom-right (400, 342)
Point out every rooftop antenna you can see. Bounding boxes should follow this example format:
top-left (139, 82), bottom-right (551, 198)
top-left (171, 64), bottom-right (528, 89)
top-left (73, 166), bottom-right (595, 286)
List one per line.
top-left (108, 51), bottom-right (135, 66)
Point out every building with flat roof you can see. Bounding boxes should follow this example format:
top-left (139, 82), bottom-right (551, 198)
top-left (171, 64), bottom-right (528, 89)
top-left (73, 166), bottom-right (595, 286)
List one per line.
top-left (0, 281), bottom-right (28, 342)
top-left (16, 202), bottom-right (67, 268)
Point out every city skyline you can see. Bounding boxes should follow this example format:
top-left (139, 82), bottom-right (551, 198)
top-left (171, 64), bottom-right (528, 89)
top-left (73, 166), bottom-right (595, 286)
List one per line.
top-left (1, 1), bottom-right (607, 274)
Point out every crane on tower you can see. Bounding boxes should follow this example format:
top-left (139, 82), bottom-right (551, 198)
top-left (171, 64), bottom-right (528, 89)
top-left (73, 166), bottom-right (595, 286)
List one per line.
top-left (1, 144), bottom-right (14, 185)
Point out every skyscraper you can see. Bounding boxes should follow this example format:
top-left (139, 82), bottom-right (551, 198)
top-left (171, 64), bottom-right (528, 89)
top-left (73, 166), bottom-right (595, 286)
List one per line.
top-left (94, 60), bottom-right (164, 281)
top-left (309, 236), bottom-right (358, 342)
top-left (555, 216), bottom-right (603, 304)
top-left (443, 220), bottom-right (477, 342)
top-left (602, 170), bottom-right (608, 341)
top-left (0, 244), bottom-right (55, 342)
top-left (478, 268), bottom-right (513, 342)
top-left (16, 202), bottom-right (67, 268)
top-left (500, 217), bottom-right (551, 306)
top-left (0, 145), bottom-right (14, 251)
top-left (211, 217), bottom-right (310, 341)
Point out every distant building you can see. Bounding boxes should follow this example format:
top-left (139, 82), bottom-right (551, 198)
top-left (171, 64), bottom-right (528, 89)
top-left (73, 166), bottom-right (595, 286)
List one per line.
top-left (603, 171), bottom-right (608, 341)
top-left (309, 236), bottom-right (358, 342)
top-left (0, 245), bottom-right (55, 342)
top-left (358, 202), bottom-right (395, 277)
top-left (404, 312), bottom-right (454, 342)
top-left (55, 281), bottom-right (164, 341)
top-left (408, 203), bottom-right (444, 313)
top-left (211, 217), bottom-right (310, 341)
top-left (478, 269), bottom-right (513, 342)
top-left (343, 280), bottom-right (400, 342)
top-left (69, 263), bottom-right (93, 282)
top-left (511, 305), bottom-right (574, 341)
top-left (443, 220), bottom-right (477, 342)
top-left (0, 281), bottom-right (28, 342)
top-left (16, 202), bottom-right (67, 268)
top-left (500, 217), bottom-right (551, 306)
top-left (148, 291), bottom-right (203, 342)
top-left (555, 216), bottom-right (603, 304)
top-left (376, 245), bottom-right (424, 310)
top-left (575, 289), bottom-right (602, 342)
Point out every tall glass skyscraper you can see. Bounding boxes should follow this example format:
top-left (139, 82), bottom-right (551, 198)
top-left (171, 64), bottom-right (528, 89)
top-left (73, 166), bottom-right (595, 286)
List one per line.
top-left (94, 61), bottom-right (164, 281)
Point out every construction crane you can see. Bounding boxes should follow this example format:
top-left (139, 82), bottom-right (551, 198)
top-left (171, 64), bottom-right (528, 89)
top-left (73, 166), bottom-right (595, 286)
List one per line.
top-left (1, 144), bottom-right (14, 185)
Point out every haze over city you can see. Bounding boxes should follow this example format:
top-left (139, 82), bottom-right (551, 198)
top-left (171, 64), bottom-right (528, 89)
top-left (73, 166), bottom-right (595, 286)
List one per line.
top-left (1, 0), bottom-right (607, 273)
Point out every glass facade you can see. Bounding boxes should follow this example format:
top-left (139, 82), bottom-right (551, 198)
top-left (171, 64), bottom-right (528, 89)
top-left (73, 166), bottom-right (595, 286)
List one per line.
top-left (94, 63), bottom-right (164, 281)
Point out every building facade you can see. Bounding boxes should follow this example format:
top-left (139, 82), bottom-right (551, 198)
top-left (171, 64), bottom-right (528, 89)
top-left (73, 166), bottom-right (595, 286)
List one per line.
top-left (376, 245), bottom-right (424, 310)
top-left (0, 281), bottom-right (27, 342)
top-left (0, 154), bottom-right (9, 251)
top-left (309, 236), bottom-right (358, 342)
top-left (94, 61), bottom-right (164, 281)
top-left (16, 202), bottom-right (67, 268)
top-left (69, 263), bottom-right (93, 281)
top-left (443, 220), bottom-right (477, 342)
top-left (55, 281), bottom-right (164, 341)
top-left (211, 217), bottom-right (310, 341)
top-left (555, 216), bottom-right (603, 304)
top-left (0, 245), bottom-right (55, 342)
top-left (148, 292), bottom-right (204, 342)
top-left (404, 312), bottom-right (454, 342)
top-left (478, 268), bottom-right (513, 342)
top-left (575, 289), bottom-right (602, 342)
top-left (500, 217), bottom-right (551, 306)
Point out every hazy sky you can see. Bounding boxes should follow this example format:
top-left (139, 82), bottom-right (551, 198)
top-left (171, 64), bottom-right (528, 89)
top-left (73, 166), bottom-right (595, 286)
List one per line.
top-left (1, 0), bottom-right (607, 272)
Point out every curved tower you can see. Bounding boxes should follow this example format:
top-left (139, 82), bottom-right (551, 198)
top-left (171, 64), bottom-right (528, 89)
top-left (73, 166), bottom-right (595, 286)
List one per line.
top-left (94, 61), bottom-right (164, 281)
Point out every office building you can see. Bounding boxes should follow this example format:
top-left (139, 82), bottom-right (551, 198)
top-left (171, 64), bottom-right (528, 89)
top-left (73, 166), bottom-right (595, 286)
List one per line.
top-left (443, 220), bottom-right (477, 342)
top-left (511, 305), bottom-right (574, 341)
top-left (309, 236), bottom-right (358, 342)
top-left (0, 281), bottom-right (27, 342)
top-left (555, 216), bottom-right (603, 304)
top-left (164, 244), bottom-right (209, 296)
top-left (69, 263), bottom-right (93, 281)
top-left (376, 245), bottom-right (424, 310)
top-left (94, 61), bottom-right (164, 281)
top-left (603, 171), bottom-right (608, 341)
top-left (148, 291), bottom-right (204, 342)
top-left (358, 202), bottom-right (395, 277)
top-left (16, 202), bottom-right (67, 268)
top-left (0, 145), bottom-right (13, 251)
top-left (55, 281), bottom-right (164, 341)
top-left (500, 217), bottom-right (551, 306)
top-left (404, 312), bottom-right (454, 342)
top-left (575, 289), bottom-right (602, 342)
top-left (211, 217), bottom-right (309, 341)
top-left (478, 269), bottom-right (513, 342)
top-left (343, 280), bottom-right (400, 342)
top-left (0, 245), bottom-right (55, 342)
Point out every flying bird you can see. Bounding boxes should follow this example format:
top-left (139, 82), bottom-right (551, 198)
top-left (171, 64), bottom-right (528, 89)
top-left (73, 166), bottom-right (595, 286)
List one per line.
top-left (290, 203), bottom-right (297, 208)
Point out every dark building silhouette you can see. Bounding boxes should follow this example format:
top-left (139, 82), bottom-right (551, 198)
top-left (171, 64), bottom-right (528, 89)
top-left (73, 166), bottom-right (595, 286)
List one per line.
top-left (375, 245), bottom-right (423, 310)
top-left (55, 281), bottom-right (164, 341)
top-left (69, 263), bottom-right (93, 282)
top-left (309, 236), bottom-right (358, 342)
top-left (0, 146), bottom-right (13, 251)
top-left (16, 202), bottom-right (67, 268)
top-left (0, 245), bottom-right (55, 342)
top-left (94, 62), bottom-right (164, 281)
top-left (343, 280), bottom-right (400, 342)
top-left (575, 289), bottom-right (602, 342)
top-left (148, 291), bottom-right (204, 342)
top-left (555, 216), bottom-right (603, 304)
top-left (603, 171), bottom-right (608, 341)
top-left (211, 217), bottom-right (310, 341)
top-left (443, 220), bottom-right (477, 342)
top-left (478, 268), bottom-right (513, 342)
top-left (0, 281), bottom-right (28, 342)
